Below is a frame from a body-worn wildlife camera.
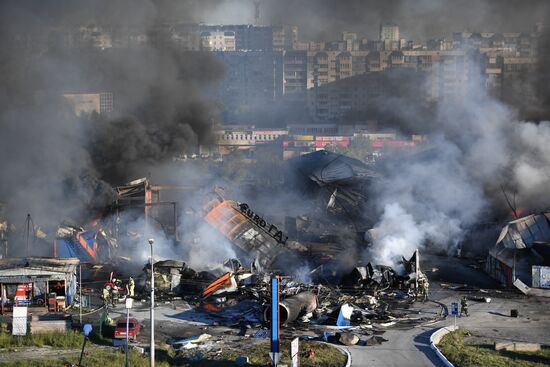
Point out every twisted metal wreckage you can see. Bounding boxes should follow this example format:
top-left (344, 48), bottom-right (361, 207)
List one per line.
top-left (45, 151), bottom-right (433, 347)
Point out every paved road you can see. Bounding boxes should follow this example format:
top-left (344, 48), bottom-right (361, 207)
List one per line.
top-left (434, 291), bottom-right (550, 345)
top-left (345, 300), bottom-right (446, 367)
top-left (345, 283), bottom-right (550, 367)
top-left (346, 327), bottom-right (446, 367)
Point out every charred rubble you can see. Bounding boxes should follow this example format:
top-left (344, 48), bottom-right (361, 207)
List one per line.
top-left (1, 150), bottom-right (441, 348)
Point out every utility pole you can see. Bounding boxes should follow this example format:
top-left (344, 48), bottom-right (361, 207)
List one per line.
top-left (148, 238), bottom-right (155, 367)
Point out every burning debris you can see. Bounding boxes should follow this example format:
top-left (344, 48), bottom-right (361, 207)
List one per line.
top-left (55, 223), bottom-right (117, 263)
top-left (202, 192), bottom-right (293, 269)
top-left (288, 149), bottom-right (378, 221)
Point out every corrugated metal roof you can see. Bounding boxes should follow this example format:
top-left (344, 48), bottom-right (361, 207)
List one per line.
top-left (0, 257), bottom-right (79, 274)
top-left (290, 150), bottom-right (378, 186)
top-left (496, 213), bottom-right (550, 249)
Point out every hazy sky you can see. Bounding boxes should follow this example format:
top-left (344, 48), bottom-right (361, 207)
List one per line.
top-left (1, 0), bottom-right (547, 41)
top-left (172, 0), bottom-right (549, 41)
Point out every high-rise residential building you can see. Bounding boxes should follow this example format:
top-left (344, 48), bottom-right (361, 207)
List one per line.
top-left (302, 48), bottom-right (475, 121)
top-left (499, 56), bottom-right (537, 108)
top-left (273, 25), bottom-right (299, 51)
top-left (170, 24), bottom-right (201, 50)
top-left (307, 69), bottom-right (429, 121)
top-left (379, 24), bottom-right (400, 42)
top-left (283, 50), bottom-right (308, 96)
top-left (429, 53), bottom-right (470, 102)
top-left (212, 51), bottom-right (283, 121)
top-left (342, 32), bottom-right (359, 51)
top-left (200, 31), bottom-right (236, 51)
top-left (75, 25), bottom-right (112, 49)
top-left (63, 92), bottom-right (114, 116)
top-left (306, 50), bottom-right (370, 89)
top-left (199, 25), bottom-right (273, 51)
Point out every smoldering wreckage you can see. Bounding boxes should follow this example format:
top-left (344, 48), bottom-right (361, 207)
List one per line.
top-left (1, 150), bottom-right (549, 356)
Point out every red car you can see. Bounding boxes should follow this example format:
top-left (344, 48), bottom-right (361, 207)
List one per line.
top-left (114, 318), bottom-right (141, 340)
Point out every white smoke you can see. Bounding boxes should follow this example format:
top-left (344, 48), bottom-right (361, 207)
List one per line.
top-left (122, 216), bottom-right (180, 263)
top-left (368, 58), bottom-right (550, 267)
top-left (368, 203), bottom-right (462, 266)
top-left (185, 222), bottom-right (237, 271)
top-left (115, 210), bottom-right (236, 271)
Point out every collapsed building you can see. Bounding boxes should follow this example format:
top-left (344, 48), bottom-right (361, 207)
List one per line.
top-left (54, 223), bottom-right (117, 263)
top-left (0, 257), bottom-right (79, 314)
top-left (142, 260), bottom-right (218, 297)
top-left (52, 177), bottom-right (194, 264)
top-left (202, 192), bottom-right (291, 269)
top-left (287, 150), bottom-right (378, 222)
top-left (114, 177), bottom-right (186, 241)
top-left (486, 212), bottom-right (550, 289)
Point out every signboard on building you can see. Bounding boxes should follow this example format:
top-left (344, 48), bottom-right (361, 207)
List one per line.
top-left (532, 266), bottom-right (550, 289)
top-left (12, 306), bottom-right (28, 336)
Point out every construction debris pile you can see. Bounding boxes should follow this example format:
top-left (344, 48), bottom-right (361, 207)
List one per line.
top-left (138, 248), bottom-right (434, 350)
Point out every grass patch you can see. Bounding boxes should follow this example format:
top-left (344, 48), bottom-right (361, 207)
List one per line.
top-left (174, 340), bottom-right (347, 367)
top-left (88, 324), bottom-right (115, 346)
top-left (0, 330), bottom-right (83, 349)
top-left (439, 329), bottom-right (550, 367)
top-left (0, 347), bottom-right (172, 367)
top-left (0, 334), bottom-right (346, 367)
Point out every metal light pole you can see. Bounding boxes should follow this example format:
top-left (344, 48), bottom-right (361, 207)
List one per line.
top-left (125, 298), bottom-right (133, 367)
top-left (79, 263), bottom-right (82, 325)
top-left (148, 238), bottom-right (155, 367)
top-left (126, 306), bottom-right (130, 367)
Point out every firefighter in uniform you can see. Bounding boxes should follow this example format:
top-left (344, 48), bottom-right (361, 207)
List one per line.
top-left (127, 277), bottom-right (135, 298)
top-left (460, 296), bottom-right (469, 317)
top-left (101, 287), bottom-right (110, 307)
top-left (417, 279), bottom-right (424, 301)
top-left (417, 278), bottom-right (429, 302)
top-left (423, 279), bottom-right (429, 302)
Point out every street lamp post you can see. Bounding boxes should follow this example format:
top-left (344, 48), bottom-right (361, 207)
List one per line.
top-left (125, 298), bottom-right (133, 367)
top-left (148, 238), bottom-right (155, 367)
top-left (79, 263), bottom-right (82, 325)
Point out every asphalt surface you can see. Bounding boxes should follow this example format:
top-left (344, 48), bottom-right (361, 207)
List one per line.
top-left (344, 300), bottom-right (446, 367)
top-left (344, 288), bottom-right (550, 367)
top-left (91, 255), bottom-right (550, 367)
top-left (342, 254), bottom-right (550, 367)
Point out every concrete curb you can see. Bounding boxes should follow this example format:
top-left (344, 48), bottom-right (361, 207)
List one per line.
top-left (429, 326), bottom-right (457, 367)
top-left (321, 342), bottom-right (351, 367)
top-left (340, 345), bottom-right (352, 367)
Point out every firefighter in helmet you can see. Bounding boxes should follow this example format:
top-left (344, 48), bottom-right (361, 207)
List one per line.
top-left (460, 296), bottom-right (469, 317)
top-left (127, 277), bottom-right (135, 298)
top-left (101, 287), bottom-right (110, 307)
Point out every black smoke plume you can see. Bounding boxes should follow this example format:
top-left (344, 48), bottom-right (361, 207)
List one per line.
top-left (0, 1), bottom-right (223, 238)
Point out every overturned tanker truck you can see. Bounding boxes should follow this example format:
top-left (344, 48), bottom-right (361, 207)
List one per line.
top-left (202, 192), bottom-right (291, 269)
